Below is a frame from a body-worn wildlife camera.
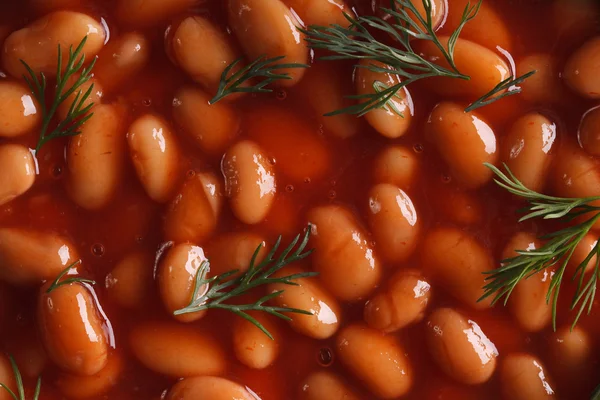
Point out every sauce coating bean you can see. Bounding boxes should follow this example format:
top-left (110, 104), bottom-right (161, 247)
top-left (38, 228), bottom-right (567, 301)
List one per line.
top-left (204, 232), bottom-right (266, 278)
top-left (445, 0), bottom-right (511, 50)
top-left (0, 81), bottom-right (40, 137)
top-left (372, 145), bottom-right (419, 190)
top-left (421, 227), bottom-right (493, 310)
top-left (564, 36), bottom-right (600, 99)
top-left (364, 269), bottom-right (431, 333)
top-left (426, 102), bottom-right (498, 189)
top-left (233, 313), bottom-right (280, 369)
top-left (578, 105), bottom-right (600, 156)
top-left (283, 0), bottom-right (353, 27)
top-left (336, 324), bottom-right (413, 399)
top-left (105, 251), bottom-right (153, 310)
top-left (55, 352), bottom-right (123, 399)
top-left (298, 371), bottom-right (360, 400)
top-left (38, 283), bottom-right (109, 376)
top-left (0, 144), bottom-right (36, 207)
top-left (167, 376), bottom-right (256, 400)
top-left (518, 54), bottom-right (563, 104)
top-left (547, 325), bottom-right (592, 384)
top-left (222, 140), bottom-right (277, 225)
top-left (500, 353), bottom-right (556, 399)
top-left (307, 205), bottom-right (381, 301)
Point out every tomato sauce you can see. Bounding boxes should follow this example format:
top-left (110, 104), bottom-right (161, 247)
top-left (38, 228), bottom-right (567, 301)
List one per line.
top-left (0, 0), bottom-right (599, 399)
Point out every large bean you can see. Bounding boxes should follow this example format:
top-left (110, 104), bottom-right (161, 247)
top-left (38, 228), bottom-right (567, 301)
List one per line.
top-left (355, 60), bottom-right (413, 138)
top-left (298, 371), bottom-right (360, 400)
top-left (364, 269), bottom-right (431, 333)
top-left (503, 232), bottom-right (552, 332)
top-left (66, 104), bottom-right (126, 210)
top-left (127, 114), bottom-right (182, 203)
top-left (169, 16), bottom-right (239, 93)
top-left (367, 183), bottom-right (420, 263)
top-left (116, 0), bottom-right (195, 27)
top-left (233, 313), bottom-right (280, 369)
top-left (268, 266), bottom-right (341, 339)
top-left (0, 229), bottom-right (78, 285)
top-left (164, 172), bottom-right (222, 243)
top-left (417, 38), bottom-right (510, 99)
top-left (94, 32), bottom-right (150, 94)
top-left (105, 251), bottom-right (153, 310)
top-left (307, 205), bottom-right (381, 301)
top-left (578, 105), bottom-right (600, 156)
top-left (426, 102), bottom-right (498, 189)
top-left (0, 81), bottom-right (40, 137)
top-left (167, 376), bottom-right (256, 400)
top-left (129, 322), bottom-right (226, 378)
top-left (500, 353), bottom-right (556, 400)
top-left (501, 113), bottom-right (556, 192)
top-left (222, 140), bottom-right (277, 225)
top-left (38, 282), bottom-right (109, 376)
top-left (158, 244), bottom-right (208, 323)
top-left (426, 308), bottom-right (498, 385)
top-left (372, 145), bottom-right (419, 190)
top-left (56, 352), bottom-right (123, 399)
top-left (445, 0), bottom-right (511, 50)
top-left (0, 144), bottom-right (36, 207)
top-left (564, 36), bottom-right (600, 99)
top-left (173, 86), bottom-right (239, 156)
top-left (2, 11), bottom-right (105, 78)
top-left (57, 74), bottom-right (103, 121)
top-left (336, 324), bottom-right (412, 399)
top-left (547, 325), bottom-right (592, 383)
top-left (421, 227), bottom-right (493, 309)
top-left (204, 232), bottom-right (266, 278)
top-left (228, 0), bottom-right (308, 86)
top-left (518, 54), bottom-right (563, 104)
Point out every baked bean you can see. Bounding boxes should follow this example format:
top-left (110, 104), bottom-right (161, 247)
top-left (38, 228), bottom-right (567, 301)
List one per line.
top-left (372, 145), bottom-right (419, 190)
top-left (164, 172), bottom-right (222, 243)
top-left (518, 54), bottom-right (562, 104)
top-left (433, 184), bottom-right (483, 226)
top-left (228, 0), bottom-right (308, 87)
top-left (127, 114), bottom-right (182, 203)
top-left (500, 353), bottom-right (556, 400)
top-left (268, 266), bottom-right (341, 339)
top-left (446, 0), bottom-right (510, 50)
top-left (167, 376), bottom-right (256, 400)
top-left (94, 32), bottom-right (150, 94)
top-left (421, 227), bottom-right (493, 309)
top-left (299, 62), bottom-right (359, 139)
top-left (233, 313), bottom-right (280, 369)
top-left (564, 37), bottom-right (600, 99)
top-left (578, 105), bottom-right (600, 156)
top-left (204, 232), bottom-right (266, 278)
top-left (56, 352), bottom-right (123, 399)
top-left (367, 183), bottom-right (420, 263)
top-left (548, 325), bottom-right (592, 382)
top-left (307, 205), bottom-right (381, 301)
top-left (129, 322), bottom-right (226, 378)
top-left (246, 105), bottom-right (331, 183)
top-left (105, 251), bottom-right (153, 309)
top-left (116, 0), bottom-right (195, 27)
top-left (0, 81), bottom-right (40, 137)
top-left (364, 269), bottom-right (431, 333)
top-left (0, 144), bottom-right (36, 207)
top-left (38, 282), bottom-right (109, 376)
top-left (553, 0), bottom-right (600, 44)
top-left (173, 86), bottom-right (239, 156)
top-left (426, 308), bottom-right (498, 384)
top-left (222, 140), bottom-right (277, 225)
top-left (417, 38), bottom-right (510, 98)
top-left (158, 244), bottom-right (208, 323)
top-left (502, 113), bottom-right (556, 192)
top-left (336, 324), bottom-right (412, 399)
top-left (169, 16), bottom-right (240, 93)
top-left (568, 233), bottom-right (598, 275)
top-left (355, 60), bottom-right (413, 138)
top-left (57, 74), bottom-right (103, 121)
top-left (503, 232), bottom-right (552, 332)
top-left (66, 104), bottom-right (126, 210)
top-left (0, 354), bottom-right (16, 400)
top-left (0, 228), bottom-right (79, 285)
top-left (298, 371), bottom-right (360, 400)
top-left (2, 11), bottom-right (106, 78)
top-left (426, 102), bottom-right (498, 189)
top-left (9, 330), bottom-right (47, 379)
top-left (283, 0), bottom-right (353, 27)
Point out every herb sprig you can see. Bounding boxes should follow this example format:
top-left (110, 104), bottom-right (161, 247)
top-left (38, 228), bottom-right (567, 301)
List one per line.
top-left (210, 55), bottom-right (309, 104)
top-left (175, 226), bottom-right (318, 339)
top-left (21, 36), bottom-right (96, 153)
top-left (0, 355), bottom-right (41, 400)
top-left (300, 0), bottom-right (482, 116)
top-left (465, 70), bottom-right (537, 112)
top-left (479, 163), bottom-right (600, 330)
top-left (46, 260), bottom-right (96, 294)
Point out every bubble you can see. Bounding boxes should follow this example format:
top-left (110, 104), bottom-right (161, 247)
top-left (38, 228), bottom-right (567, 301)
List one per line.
top-left (275, 89), bottom-right (287, 100)
top-left (413, 143), bottom-right (424, 153)
top-left (91, 243), bottom-right (105, 257)
top-left (317, 347), bottom-right (334, 367)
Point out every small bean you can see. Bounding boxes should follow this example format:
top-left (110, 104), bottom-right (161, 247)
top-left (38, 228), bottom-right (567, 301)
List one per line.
top-left (0, 81), bottom-right (41, 137)
top-left (0, 144), bottom-right (36, 207)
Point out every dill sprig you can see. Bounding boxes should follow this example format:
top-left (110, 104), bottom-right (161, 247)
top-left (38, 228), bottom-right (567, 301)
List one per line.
top-left (210, 55), bottom-right (309, 104)
top-left (465, 70), bottom-right (537, 112)
top-left (591, 383), bottom-right (600, 400)
top-left (300, 0), bottom-right (482, 116)
top-left (21, 36), bottom-right (96, 153)
top-left (479, 163), bottom-right (600, 330)
top-left (0, 355), bottom-right (41, 400)
top-left (46, 260), bottom-right (96, 294)
top-left (175, 226), bottom-right (318, 339)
